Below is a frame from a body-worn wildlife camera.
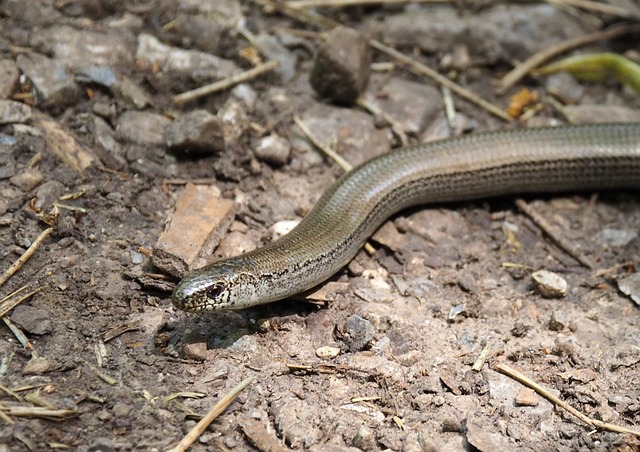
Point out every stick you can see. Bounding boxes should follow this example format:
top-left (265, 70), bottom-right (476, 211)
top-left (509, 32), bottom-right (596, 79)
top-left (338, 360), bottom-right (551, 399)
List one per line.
top-left (167, 376), bottom-right (255, 452)
top-left (174, 61), bottom-right (279, 104)
top-left (0, 228), bottom-right (53, 287)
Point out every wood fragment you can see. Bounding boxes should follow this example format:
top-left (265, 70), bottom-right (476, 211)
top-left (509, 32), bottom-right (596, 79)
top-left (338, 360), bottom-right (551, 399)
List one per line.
top-left (493, 362), bottom-right (640, 437)
top-left (0, 406), bottom-right (80, 421)
top-left (174, 61), bottom-right (279, 104)
top-left (0, 228), bottom-right (53, 287)
top-left (31, 114), bottom-right (99, 173)
top-left (239, 417), bottom-right (286, 452)
top-left (515, 198), bottom-right (593, 268)
top-left (101, 321), bottom-right (141, 343)
top-left (167, 376), bottom-right (254, 452)
top-left (2, 317), bottom-right (38, 358)
top-left (497, 24), bottom-right (640, 93)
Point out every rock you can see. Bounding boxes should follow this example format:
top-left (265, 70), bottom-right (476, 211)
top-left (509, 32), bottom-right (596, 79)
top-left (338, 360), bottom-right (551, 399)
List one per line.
top-left (362, 75), bottom-right (444, 135)
top-left (9, 168), bottom-right (43, 192)
top-left (111, 75), bottom-right (151, 109)
top-left (0, 59), bottom-right (20, 99)
top-left (548, 310), bottom-right (569, 332)
top-left (255, 33), bottom-right (298, 81)
top-left (544, 72), bottom-right (584, 104)
top-left (33, 180), bottom-right (65, 212)
top-left (310, 26), bottom-right (371, 104)
top-left (0, 100), bottom-right (30, 125)
top-left (601, 228), bottom-right (638, 247)
top-left (253, 134), bottom-right (291, 166)
top-left (164, 110), bottom-right (224, 155)
top-left (531, 270), bottom-right (567, 298)
top-left (116, 111), bottom-right (171, 146)
top-left (618, 273), bottom-right (640, 306)
top-left (183, 340), bottom-right (207, 361)
top-left (353, 425), bottom-right (376, 451)
top-left (561, 105), bottom-right (640, 123)
top-left (341, 314), bottom-right (375, 351)
top-left (10, 305), bottom-right (53, 335)
top-left (135, 33), bottom-right (239, 85)
top-left (315, 346), bottom-right (341, 360)
top-left (16, 53), bottom-right (80, 109)
top-left (515, 388), bottom-right (539, 407)
top-left (218, 100), bottom-right (249, 143)
top-left (92, 116), bottom-right (126, 170)
top-left (299, 103), bottom-right (390, 166)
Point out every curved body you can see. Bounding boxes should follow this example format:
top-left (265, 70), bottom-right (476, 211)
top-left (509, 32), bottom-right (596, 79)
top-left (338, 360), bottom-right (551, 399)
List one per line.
top-left (172, 123), bottom-right (640, 311)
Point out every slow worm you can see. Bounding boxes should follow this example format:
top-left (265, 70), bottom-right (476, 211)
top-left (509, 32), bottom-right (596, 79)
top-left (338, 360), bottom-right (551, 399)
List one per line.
top-left (172, 123), bottom-right (640, 311)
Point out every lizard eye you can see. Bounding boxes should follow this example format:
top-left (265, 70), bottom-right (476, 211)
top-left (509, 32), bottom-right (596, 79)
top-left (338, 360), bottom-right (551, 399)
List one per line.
top-left (206, 283), bottom-right (225, 300)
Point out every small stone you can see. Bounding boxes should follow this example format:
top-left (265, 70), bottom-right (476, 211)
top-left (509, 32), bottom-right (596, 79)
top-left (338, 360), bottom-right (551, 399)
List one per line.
top-left (11, 305), bottom-right (52, 335)
top-left (165, 110), bottom-right (224, 155)
top-left (214, 231), bottom-right (256, 259)
top-left (253, 134), bottom-right (291, 166)
top-left (112, 402), bottom-right (132, 417)
top-left (515, 388), bottom-right (539, 406)
top-left (93, 116), bottom-right (126, 170)
top-left (23, 356), bottom-right (52, 374)
top-left (0, 59), bottom-right (20, 99)
top-left (548, 310), bottom-right (568, 331)
top-left (16, 53), bottom-right (80, 109)
top-left (618, 273), bottom-right (640, 306)
top-left (183, 340), bottom-right (207, 361)
top-left (33, 180), bottom-right (65, 212)
top-left (310, 26), bottom-right (372, 104)
top-left (544, 72), bottom-right (584, 104)
top-left (601, 228), bottom-right (638, 247)
top-left (341, 314), bottom-right (375, 351)
top-left (458, 272), bottom-right (477, 293)
top-left (219, 100), bottom-right (249, 143)
top-left (0, 100), bottom-right (32, 125)
top-left (9, 168), bottom-right (44, 192)
top-left (353, 425), bottom-right (376, 451)
top-left (116, 111), bottom-right (171, 146)
top-left (561, 105), bottom-right (640, 124)
top-left (111, 75), bottom-right (151, 109)
top-left (531, 270), bottom-right (567, 298)
top-left (315, 346), bottom-right (341, 359)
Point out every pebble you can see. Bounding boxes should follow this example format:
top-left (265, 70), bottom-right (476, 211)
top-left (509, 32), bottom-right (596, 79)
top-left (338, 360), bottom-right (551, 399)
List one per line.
top-left (16, 53), bottom-right (80, 109)
top-left (183, 340), bottom-right (208, 361)
top-left (164, 110), bottom-right (224, 155)
top-left (0, 100), bottom-right (32, 125)
top-left (315, 346), bottom-right (341, 359)
top-left (352, 425), bottom-right (376, 451)
top-left (310, 26), bottom-right (371, 104)
top-left (548, 310), bottom-right (569, 332)
top-left (0, 59), bottom-right (19, 99)
top-left (22, 356), bottom-right (52, 374)
top-left (601, 228), bottom-right (638, 247)
top-left (33, 180), bottom-right (65, 212)
top-left (618, 272), bottom-right (640, 306)
top-left (116, 111), bottom-right (171, 146)
top-left (219, 100), bottom-right (249, 143)
top-left (253, 134), bottom-right (291, 166)
top-left (215, 231), bottom-right (256, 259)
top-left (112, 402), bottom-right (132, 417)
top-left (341, 314), bottom-right (375, 351)
top-left (9, 168), bottom-right (43, 192)
top-left (92, 116), bottom-right (126, 170)
top-left (10, 305), bottom-right (53, 335)
top-left (561, 105), bottom-right (640, 124)
top-left (531, 270), bottom-right (567, 299)
top-left (544, 72), bottom-right (584, 104)
top-left (515, 388), bottom-right (539, 407)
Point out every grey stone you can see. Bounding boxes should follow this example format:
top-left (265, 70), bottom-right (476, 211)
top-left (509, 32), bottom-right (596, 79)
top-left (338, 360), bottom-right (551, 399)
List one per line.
top-left (165, 110), bottom-right (224, 154)
top-left (342, 314), bottom-right (375, 351)
top-left (92, 116), bottom-right (126, 170)
top-left (116, 111), bottom-right (171, 146)
top-left (33, 180), bottom-right (65, 212)
top-left (310, 26), bottom-right (371, 104)
top-left (253, 134), bottom-right (291, 166)
top-left (9, 168), bottom-right (43, 192)
top-left (16, 53), bottom-right (80, 109)
top-left (0, 100), bottom-right (31, 125)
top-left (10, 305), bottom-right (53, 335)
top-left (618, 273), bottom-right (640, 306)
top-left (0, 59), bottom-right (20, 99)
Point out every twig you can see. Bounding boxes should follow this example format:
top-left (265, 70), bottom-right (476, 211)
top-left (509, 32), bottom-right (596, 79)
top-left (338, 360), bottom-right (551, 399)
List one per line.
top-left (0, 228), bottom-right (53, 287)
top-left (515, 198), bottom-right (593, 269)
top-left (356, 97), bottom-right (409, 146)
top-left (368, 40), bottom-right (511, 122)
top-left (494, 362), bottom-right (640, 437)
top-left (2, 317), bottom-right (38, 358)
top-left (497, 23), bottom-right (640, 93)
top-left (293, 116), bottom-right (353, 171)
top-left (250, 0), bottom-right (512, 122)
top-left (173, 61), bottom-right (279, 104)
top-left (543, 0), bottom-right (639, 19)
top-left (167, 376), bottom-right (255, 452)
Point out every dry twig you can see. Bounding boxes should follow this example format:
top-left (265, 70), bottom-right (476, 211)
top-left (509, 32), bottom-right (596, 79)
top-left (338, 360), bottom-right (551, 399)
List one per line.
top-left (544, 0), bottom-right (639, 19)
top-left (515, 198), bottom-right (593, 268)
top-left (174, 61), bottom-right (279, 104)
top-left (167, 376), bottom-right (255, 452)
top-left (288, 0), bottom-right (449, 7)
top-left (0, 227), bottom-right (53, 287)
top-left (494, 362), bottom-right (640, 437)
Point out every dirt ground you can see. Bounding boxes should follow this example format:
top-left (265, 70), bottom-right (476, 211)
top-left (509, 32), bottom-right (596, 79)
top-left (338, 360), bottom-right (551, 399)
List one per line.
top-left (0, 1), bottom-right (639, 451)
